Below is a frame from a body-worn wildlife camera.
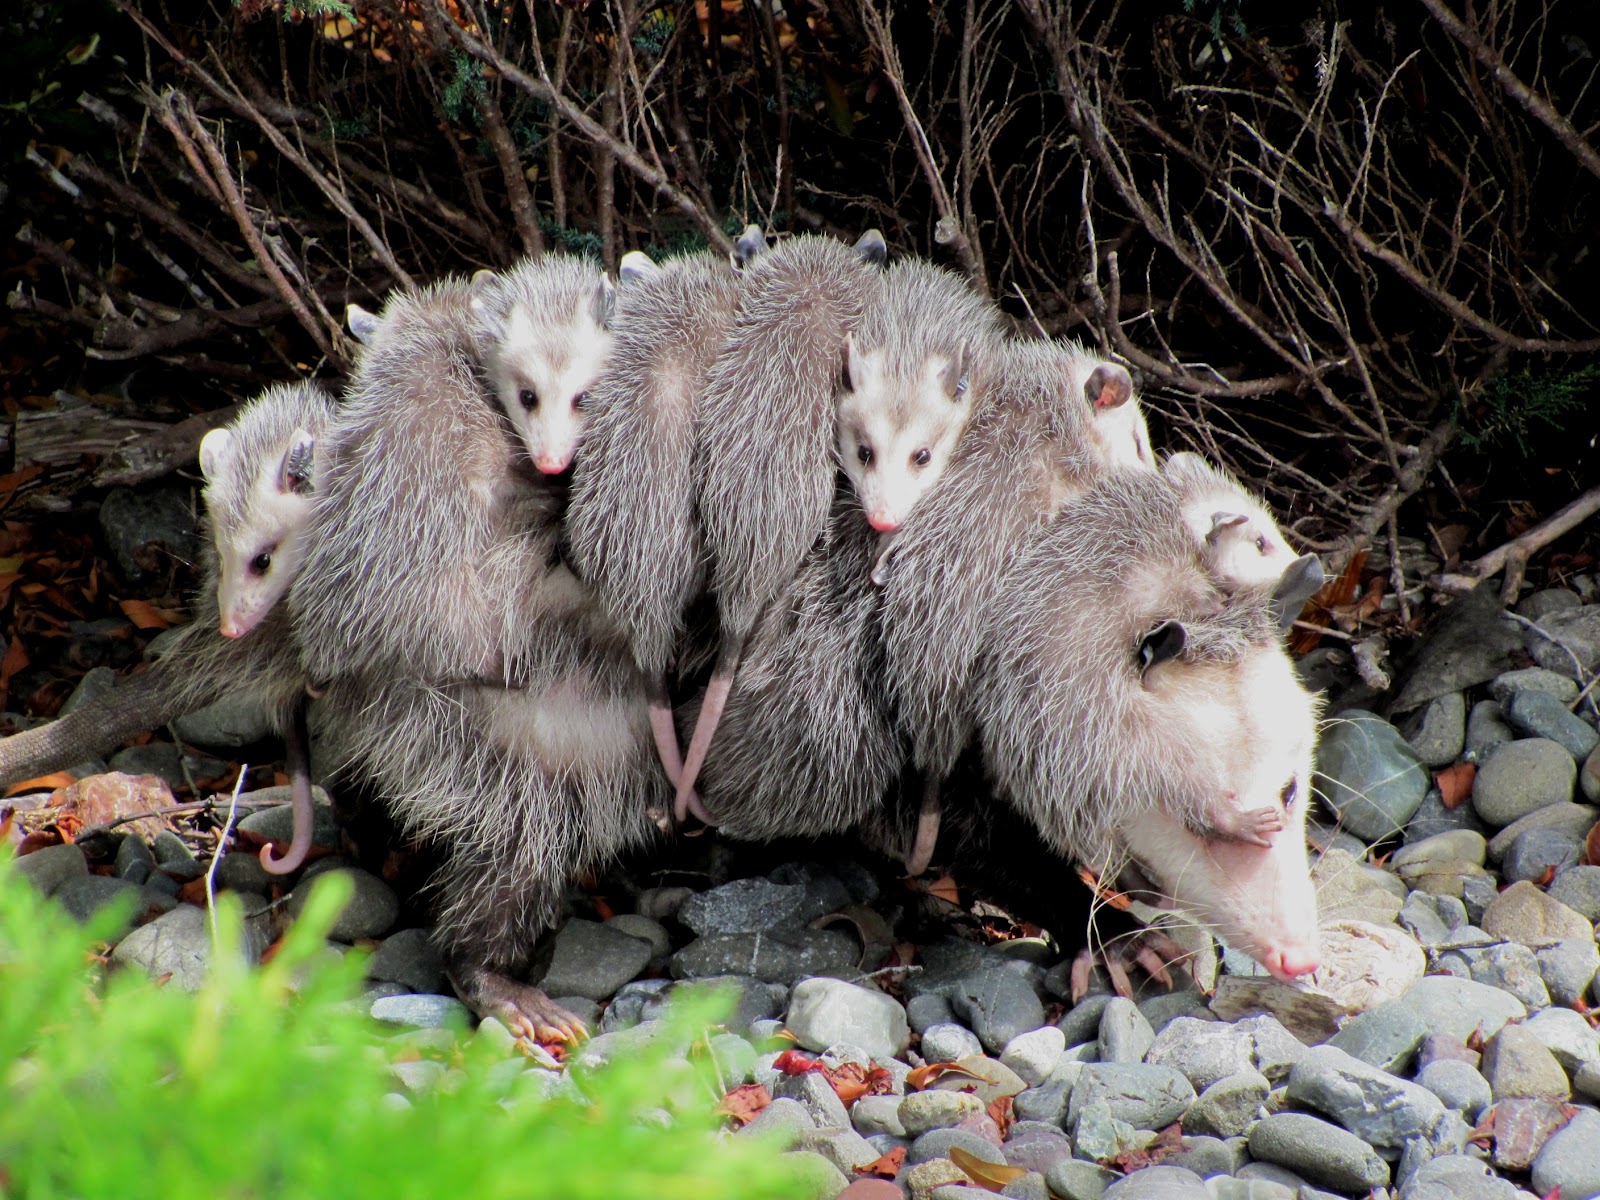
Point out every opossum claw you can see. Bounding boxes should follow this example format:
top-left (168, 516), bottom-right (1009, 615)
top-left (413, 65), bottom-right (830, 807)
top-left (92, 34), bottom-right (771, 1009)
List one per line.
top-left (1214, 804), bottom-right (1288, 848)
top-left (1069, 930), bottom-right (1193, 1003)
top-left (451, 969), bottom-right (589, 1045)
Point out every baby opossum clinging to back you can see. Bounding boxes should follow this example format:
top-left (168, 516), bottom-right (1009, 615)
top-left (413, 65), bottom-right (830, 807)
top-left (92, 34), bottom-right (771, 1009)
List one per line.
top-left (834, 259), bottom-right (1005, 536)
top-left (0, 383), bottom-right (335, 874)
top-left (671, 231), bottom-right (885, 821)
top-left (564, 238), bottom-right (758, 814)
top-left (472, 257), bottom-right (616, 476)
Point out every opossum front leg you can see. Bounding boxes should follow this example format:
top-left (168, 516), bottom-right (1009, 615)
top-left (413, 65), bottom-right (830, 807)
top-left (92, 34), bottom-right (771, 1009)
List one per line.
top-left (448, 964), bottom-right (589, 1045)
top-left (1068, 865), bottom-right (1196, 1002)
top-left (869, 532), bottom-right (901, 588)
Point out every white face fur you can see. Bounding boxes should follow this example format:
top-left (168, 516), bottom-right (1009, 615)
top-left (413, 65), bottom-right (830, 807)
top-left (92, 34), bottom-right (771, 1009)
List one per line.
top-left (1117, 638), bottom-right (1322, 982)
top-left (836, 340), bottom-right (972, 533)
top-left (198, 427), bottom-right (317, 640)
top-left (488, 296), bottom-right (614, 475)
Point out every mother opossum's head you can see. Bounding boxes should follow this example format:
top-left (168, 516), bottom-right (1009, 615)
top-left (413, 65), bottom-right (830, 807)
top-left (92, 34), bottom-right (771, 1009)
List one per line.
top-left (979, 471), bottom-right (1322, 982)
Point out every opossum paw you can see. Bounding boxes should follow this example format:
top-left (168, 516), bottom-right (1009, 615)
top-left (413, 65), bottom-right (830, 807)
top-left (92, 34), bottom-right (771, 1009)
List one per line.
top-left (453, 969), bottom-right (589, 1045)
top-left (1214, 805), bottom-right (1286, 848)
top-left (1069, 929), bottom-right (1198, 1003)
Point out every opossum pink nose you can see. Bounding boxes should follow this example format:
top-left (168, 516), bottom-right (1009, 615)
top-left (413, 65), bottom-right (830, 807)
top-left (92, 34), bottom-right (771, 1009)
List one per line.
top-left (1263, 944), bottom-right (1321, 981)
top-left (535, 455), bottom-right (570, 474)
top-left (219, 618), bottom-right (243, 639)
top-left (867, 513), bottom-right (901, 532)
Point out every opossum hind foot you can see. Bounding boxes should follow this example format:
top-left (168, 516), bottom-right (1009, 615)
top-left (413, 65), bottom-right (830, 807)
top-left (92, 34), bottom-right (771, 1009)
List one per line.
top-left (449, 966), bottom-right (589, 1045)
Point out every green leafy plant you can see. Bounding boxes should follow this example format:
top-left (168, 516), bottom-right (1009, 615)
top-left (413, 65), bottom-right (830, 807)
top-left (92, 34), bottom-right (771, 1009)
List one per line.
top-left (1460, 362), bottom-right (1600, 455)
top-left (0, 855), bottom-right (809, 1200)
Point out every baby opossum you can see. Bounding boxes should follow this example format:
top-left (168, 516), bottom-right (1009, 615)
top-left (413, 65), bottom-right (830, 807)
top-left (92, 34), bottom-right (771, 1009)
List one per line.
top-left (672, 231), bottom-right (885, 820)
top-left (1164, 450), bottom-right (1300, 588)
top-left (974, 469), bottom-right (1324, 982)
top-left (291, 274), bottom-right (584, 688)
top-left (472, 256), bottom-right (617, 476)
top-left (564, 245), bottom-right (751, 811)
top-left (0, 384), bottom-right (333, 874)
top-left (875, 338), bottom-right (1146, 872)
top-left (835, 260), bottom-right (1005, 535)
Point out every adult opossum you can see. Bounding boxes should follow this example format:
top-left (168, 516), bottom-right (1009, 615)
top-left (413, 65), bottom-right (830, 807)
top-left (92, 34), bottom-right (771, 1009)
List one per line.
top-left (564, 245), bottom-right (750, 810)
top-left (0, 383), bottom-right (334, 873)
top-left (974, 469), bottom-right (1323, 981)
top-left (672, 232), bottom-right (885, 819)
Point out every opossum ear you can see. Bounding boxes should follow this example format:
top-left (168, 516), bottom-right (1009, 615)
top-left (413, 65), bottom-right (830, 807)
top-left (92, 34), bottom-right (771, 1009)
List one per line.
top-left (618, 251), bottom-right (661, 284)
top-left (842, 334), bottom-right (866, 393)
top-left (1270, 554), bottom-right (1325, 632)
top-left (345, 303), bottom-right (381, 347)
top-left (592, 276), bottom-right (617, 328)
top-left (732, 224), bottom-right (767, 269)
top-left (1086, 363), bottom-right (1133, 410)
top-left (279, 430), bottom-right (317, 496)
top-left (468, 268), bottom-right (499, 316)
top-left (1137, 619), bottom-right (1187, 673)
top-left (853, 228), bottom-right (888, 267)
top-left (940, 342), bottom-right (972, 400)
top-left (198, 428), bottom-right (232, 483)
top-left (1206, 511), bottom-right (1249, 545)
top-left (1163, 450), bottom-right (1204, 481)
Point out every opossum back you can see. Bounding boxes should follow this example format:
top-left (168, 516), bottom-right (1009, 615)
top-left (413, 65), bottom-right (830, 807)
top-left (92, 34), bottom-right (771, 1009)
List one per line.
top-left (973, 470), bottom-right (1280, 858)
top-left (696, 236), bottom-right (882, 640)
top-left (567, 252), bottom-right (744, 675)
top-left (692, 486), bottom-right (902, 840)
top-left (292, 279), bottom-right (532, 683)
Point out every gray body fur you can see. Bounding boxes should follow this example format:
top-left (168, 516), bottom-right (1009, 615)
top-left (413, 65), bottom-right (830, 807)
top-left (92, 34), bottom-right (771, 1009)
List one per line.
top-left (566, 251), bottom-right (745, 680)
top-left (695, 235), bottom-right (882, 643)
top-left (688, 484), bottom-right (902, 840)
top-left (290, 278), bottom-right (566, 687)
top-left (877, 339), bottom-right (1123, 784)
top-left (0, 384), bottom-right (332, 788)
top-left (974, 470), bottom-right (1280, 857)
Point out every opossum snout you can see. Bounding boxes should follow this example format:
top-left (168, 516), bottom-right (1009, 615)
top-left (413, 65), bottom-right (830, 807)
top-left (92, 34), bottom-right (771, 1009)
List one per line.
top-left (867, 512), bottom-right (901, 533)
top-left (1116, 803), bottom-right (1321, 984)
top-left (535, 453), bottom-right (572, 475)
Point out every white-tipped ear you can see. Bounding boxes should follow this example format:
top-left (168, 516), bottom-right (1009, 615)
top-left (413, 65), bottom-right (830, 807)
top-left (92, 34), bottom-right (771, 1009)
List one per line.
top-left (618, 251), bottom-right (661, 284)
top-left (1206, 511), bottom-right (1249, 544)
top-left (939, 341), bottom-right (972, 400)
top-left (346, 303), bottom-right (381, 346)
top-left (842, 333), bottom-right (866, 393)
top-left (279, 429), bottom-right (317, 495)
top-left (468, 267), bottom-right (499, 314)
top-left (732, 223), bottom-right (767, 269)
top-left (199, 428), bottom-right (232, 483)
top-left (593, 276), bottom-right (617, 328)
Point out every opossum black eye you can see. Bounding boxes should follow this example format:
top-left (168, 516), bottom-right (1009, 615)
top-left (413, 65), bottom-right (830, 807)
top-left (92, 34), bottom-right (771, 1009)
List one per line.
top-left (518, 388), bottom-right (539, 411)
top-left (857, 444), bottom-right (874, 466)
top-left (1280, 778), bottom-right (1298, 809)
top-left (573, 390), bottom-right (590, 411)
top-left (250, 550), bottom-right (274, 576)
top-left (911, 448), bottom-right (932, 468)
top-left (1255, 535), bottom-right (1268, 553)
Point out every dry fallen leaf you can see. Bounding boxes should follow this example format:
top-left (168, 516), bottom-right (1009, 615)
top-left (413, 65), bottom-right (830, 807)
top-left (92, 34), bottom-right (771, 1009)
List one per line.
top-left (853, 1146), bottom-right (905, 1180)
top-left (4, 772), bottom-right (78, 799)
top-left (715, 1083), bottom-right (771, 1128)
top-left (118, 598), bottom-right (183, 630)
top-left (1435, 761), bottom-right (1477, 810)
top-left (906, 1060), bottom-right (992, 1091)
top-left (947, 1146), bottom-right (1027, 1192)
top-left (986, 1094), bottom-right (1015, 1140)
